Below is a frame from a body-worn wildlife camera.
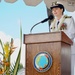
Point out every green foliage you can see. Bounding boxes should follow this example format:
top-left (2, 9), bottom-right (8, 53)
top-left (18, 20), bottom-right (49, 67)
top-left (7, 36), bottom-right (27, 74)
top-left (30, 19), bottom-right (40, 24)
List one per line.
top-left (12, 24), bottom-right (22, 75)
top-left (0, 39), bottom-right (5, 58)
top-left (0, 24), bottom-right (23, 75)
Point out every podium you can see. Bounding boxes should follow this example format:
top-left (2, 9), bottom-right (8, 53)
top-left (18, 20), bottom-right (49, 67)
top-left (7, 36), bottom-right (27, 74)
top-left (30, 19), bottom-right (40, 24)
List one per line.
top-left (24, 31), bottom-right (73, 75)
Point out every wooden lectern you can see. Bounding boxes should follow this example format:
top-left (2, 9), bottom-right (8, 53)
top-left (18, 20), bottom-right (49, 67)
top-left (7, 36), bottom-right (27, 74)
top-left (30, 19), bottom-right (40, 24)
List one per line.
top-left (24, 31), bottom-right (73, 75)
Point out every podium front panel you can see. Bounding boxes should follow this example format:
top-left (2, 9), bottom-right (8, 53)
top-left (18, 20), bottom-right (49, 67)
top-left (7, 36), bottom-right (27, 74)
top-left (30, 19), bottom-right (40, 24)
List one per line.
top-left (26, 42), bottom-right (61, 75)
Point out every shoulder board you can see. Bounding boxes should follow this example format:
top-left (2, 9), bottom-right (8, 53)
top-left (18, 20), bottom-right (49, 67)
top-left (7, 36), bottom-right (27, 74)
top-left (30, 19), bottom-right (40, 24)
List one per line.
top-left (64, 15), bottom-right (72, 18)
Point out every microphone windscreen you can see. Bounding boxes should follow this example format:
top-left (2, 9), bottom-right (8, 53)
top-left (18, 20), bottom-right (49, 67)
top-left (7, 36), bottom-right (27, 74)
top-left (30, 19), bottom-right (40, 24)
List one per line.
top-left (48, 15), bottom-right (54, 20)
top-left (41, 15), bottom-right (54, 23)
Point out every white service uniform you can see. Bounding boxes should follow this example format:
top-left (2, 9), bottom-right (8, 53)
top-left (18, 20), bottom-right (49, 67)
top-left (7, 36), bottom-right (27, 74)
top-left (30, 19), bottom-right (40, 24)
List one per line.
top-left (50, 15), bottom-right (75, 75)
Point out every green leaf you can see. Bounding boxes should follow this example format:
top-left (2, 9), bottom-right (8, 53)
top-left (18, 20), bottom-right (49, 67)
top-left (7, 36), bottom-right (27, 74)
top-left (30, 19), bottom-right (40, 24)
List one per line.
top-left (12, 48), bottom-right (21, 75)
top-left (12, 21), bottom-right (22, 75)
top-left (0, 39), bottom-right (5, 58)
top-left (0, 52), bottom-right (3, 56)
top-left (10, 63), bottom-right (23, 75)
top-left (20, 23), bottom-right (22, 47)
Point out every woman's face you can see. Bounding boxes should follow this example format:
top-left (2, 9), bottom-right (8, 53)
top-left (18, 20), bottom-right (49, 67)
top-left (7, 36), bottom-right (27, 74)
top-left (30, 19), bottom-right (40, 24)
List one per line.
top-left (52, 7), bottom-right (63, 17)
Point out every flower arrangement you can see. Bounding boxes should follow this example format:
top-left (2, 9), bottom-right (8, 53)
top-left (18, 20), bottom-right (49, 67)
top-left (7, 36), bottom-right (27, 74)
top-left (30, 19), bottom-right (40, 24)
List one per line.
top-left (0, 25), bottom-right (23, 75)
top-left (0, 38), bottom-right (17, 75)
top-left (60, 23), bottom-right (67, 30)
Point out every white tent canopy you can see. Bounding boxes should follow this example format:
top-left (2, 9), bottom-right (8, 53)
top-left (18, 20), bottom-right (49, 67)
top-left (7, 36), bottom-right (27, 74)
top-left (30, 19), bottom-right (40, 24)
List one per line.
top-left (44, 0), bottom-right (75, 12)
top-left (4, 0), bottom-right (17, 3)
top-left (2, 0), bottom-right (75, 12)
top-left (23, 0), bottom-right (43, 6)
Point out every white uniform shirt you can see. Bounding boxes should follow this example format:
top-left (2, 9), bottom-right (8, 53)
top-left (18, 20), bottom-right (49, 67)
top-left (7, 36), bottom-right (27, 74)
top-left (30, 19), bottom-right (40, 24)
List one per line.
top-left (50, 15), bottom-right (75, 54)
top-left (50, 15), bottom-right (75, 42)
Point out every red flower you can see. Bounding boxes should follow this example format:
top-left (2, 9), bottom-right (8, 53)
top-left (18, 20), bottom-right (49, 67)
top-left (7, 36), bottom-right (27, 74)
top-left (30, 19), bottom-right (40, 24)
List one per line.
top-left (60, 23), bottom-right (67, 30)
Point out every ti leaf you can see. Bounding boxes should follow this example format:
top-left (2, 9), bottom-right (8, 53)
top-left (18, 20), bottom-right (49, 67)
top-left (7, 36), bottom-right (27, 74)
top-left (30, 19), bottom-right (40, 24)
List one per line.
top-left (12, 21), bottom-right (22, 75)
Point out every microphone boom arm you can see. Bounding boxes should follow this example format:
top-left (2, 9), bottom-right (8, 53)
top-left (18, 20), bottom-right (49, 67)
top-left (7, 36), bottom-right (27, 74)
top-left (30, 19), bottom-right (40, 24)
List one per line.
top-left (30, 15), bottom-right (54, 33)
top-left (30, 22), bottom-right (41, 33)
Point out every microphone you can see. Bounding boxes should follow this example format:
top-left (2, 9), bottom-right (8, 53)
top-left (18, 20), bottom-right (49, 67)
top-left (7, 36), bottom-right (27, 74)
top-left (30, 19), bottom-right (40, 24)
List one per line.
top-left (30, 15), bottom-right (54, 33)
top-left (41, 15), bottom-right (54, 23)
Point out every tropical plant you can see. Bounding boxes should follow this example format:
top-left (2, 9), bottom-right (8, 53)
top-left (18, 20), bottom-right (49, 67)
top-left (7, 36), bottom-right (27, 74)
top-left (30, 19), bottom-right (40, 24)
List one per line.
top-left (0, 24), bottom-right (23, 75)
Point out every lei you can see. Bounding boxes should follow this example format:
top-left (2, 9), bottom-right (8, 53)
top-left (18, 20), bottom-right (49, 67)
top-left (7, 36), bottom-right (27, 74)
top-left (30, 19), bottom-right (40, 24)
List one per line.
top-left (50, 15), bottom-right (70, 31)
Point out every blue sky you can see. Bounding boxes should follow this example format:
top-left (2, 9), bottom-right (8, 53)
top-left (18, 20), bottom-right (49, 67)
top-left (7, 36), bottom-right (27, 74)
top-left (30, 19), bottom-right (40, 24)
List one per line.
top-left (0, 0), bottom-right (49, 39)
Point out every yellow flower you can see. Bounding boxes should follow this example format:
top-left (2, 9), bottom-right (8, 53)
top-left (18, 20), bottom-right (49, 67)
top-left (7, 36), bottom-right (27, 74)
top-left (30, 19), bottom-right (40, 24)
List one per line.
top-left (4, 42), bottom-right (10, 59)
top-left (3, 39), bottom-right (17, 59)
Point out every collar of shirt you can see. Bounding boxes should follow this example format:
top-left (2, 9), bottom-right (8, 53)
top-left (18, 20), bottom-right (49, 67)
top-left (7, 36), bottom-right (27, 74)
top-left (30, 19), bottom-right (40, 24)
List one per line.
top-left (55, 15), bottom-right (65, 25)
top-left (55, 15), bottom-right (64, 22)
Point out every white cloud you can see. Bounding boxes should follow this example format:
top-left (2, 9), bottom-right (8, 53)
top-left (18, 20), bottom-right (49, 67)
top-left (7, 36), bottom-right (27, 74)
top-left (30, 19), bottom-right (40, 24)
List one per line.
top-left (0, 31), bottom-right (12, 43)
top-left (0, 31), bottom-right (25, 67)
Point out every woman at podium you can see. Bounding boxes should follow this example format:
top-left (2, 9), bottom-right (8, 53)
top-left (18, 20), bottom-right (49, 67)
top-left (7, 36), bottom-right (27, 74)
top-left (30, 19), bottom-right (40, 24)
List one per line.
top-left (50, 1), bottom-right (75, 40)
top-left (50, 1), bottom-right (75, 75)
